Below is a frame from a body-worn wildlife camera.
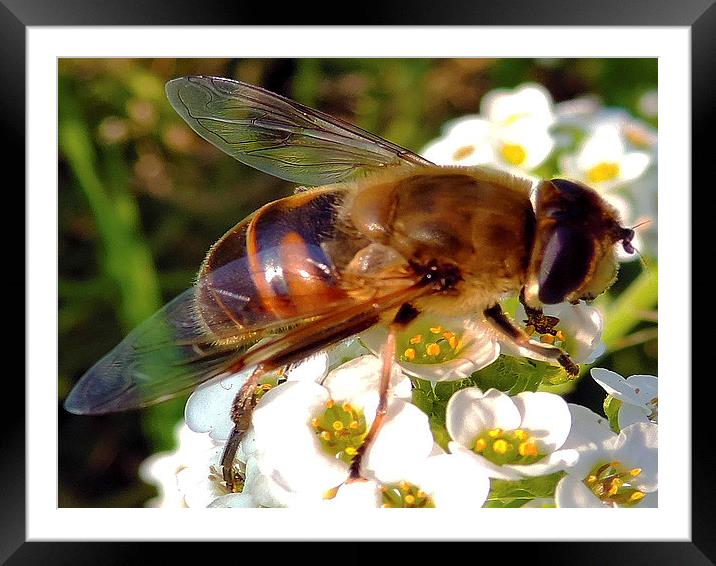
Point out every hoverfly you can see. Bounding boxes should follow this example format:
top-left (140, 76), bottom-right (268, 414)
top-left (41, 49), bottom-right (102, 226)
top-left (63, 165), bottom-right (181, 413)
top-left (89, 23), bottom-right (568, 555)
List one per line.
top-left (65, 76), bottom-right (636, 489)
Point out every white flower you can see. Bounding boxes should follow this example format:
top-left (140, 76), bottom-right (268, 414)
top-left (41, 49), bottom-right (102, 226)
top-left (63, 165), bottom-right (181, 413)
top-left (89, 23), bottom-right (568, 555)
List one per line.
top-left (482, 83), bottom-right (555, 130)
top-left (555, 100), bottom-right (658, 153)
top-left (361, 314), bottom-right (500, 383)
top-left (561, 403), bottom-right (615, 452)
top-left (378, 452), bottom-right (491, 508)
top-left (560, 124), bottom-right (651, 192)
top-left (505, 302), bottom-right (606, 365)
top-left (421, 116), bottom-right (496, 166)
top-left (184, 352), bottom-right (329, 442)
top-left (421, 83), bottom-right (556, 172)
top-left (138, 422), bottom-right (231, 508)
top-left (250, 356), bottom-right (434, 503)
top-left (591, 368), bottom-right (658, 429)
top-left (446, 387), bottom-right (578, 480)
top-left (555, 422), bottom-right (658, 508)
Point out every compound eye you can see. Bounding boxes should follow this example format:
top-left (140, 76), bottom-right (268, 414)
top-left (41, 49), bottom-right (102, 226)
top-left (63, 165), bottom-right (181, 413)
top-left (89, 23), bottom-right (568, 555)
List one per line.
top-left (538, 225), bottom-right (595, 304)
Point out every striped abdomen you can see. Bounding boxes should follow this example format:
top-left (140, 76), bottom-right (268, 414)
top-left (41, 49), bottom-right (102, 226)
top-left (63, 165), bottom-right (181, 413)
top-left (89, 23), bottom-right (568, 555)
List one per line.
top-left (194, 187), bottom-right (352, 344)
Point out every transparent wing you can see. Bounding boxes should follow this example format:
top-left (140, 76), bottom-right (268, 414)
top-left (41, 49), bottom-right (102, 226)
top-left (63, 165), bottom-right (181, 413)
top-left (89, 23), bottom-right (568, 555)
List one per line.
top-left (63, 248), bottom-right (424, 415)
top-left (63, 286), bottom-right (249, 415)
top-left (165, 75), bottom-right (433, 186)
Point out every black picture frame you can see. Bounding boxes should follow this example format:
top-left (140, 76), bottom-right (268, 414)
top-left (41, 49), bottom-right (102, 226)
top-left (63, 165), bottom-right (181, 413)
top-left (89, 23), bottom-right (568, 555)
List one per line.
top-left (8, 0), bottom-right (707, 563)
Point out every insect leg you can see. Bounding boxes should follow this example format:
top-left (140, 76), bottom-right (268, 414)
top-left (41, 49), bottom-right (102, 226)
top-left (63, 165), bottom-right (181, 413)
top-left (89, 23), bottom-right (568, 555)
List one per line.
top-left (347, 303), bottom-right (420, 482)
top-left (519, 288), bottom-right (560, 336)
top-left (221, 364), bottom-right (269, 489)
top-left (484, 303), bottom-right (579, 376)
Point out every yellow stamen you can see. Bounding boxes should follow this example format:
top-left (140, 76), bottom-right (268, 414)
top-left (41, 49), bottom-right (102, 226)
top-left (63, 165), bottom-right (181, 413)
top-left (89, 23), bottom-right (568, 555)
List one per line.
top-left (540, 334), bottom-right (555, 345)
top-left (587, 162), bottom-right (620, 183)
top-left (442, 331), bottom-right (455, 341)
top-left (448, 336), bottom-right (458, 349)
top-left (555, 330), bottom-right (566, 341)
top-left (416, 490), bottom-right (427, 499)
top-left (404, 495), bottom-right (416, 505)
top-left (320, 431), bottom-right (332, 441)
top-left (345, 446), bottom-right (357, 456)
top-left (629, 491), bottom-right (646, 502)
top-left (323, 487), bottom-right (339, 500)
top-left (399, 481), bottom-right (410, 491)
top-left (409, 334), bottom-right (423, 345)
top-left (426, 343), bottom-right (441, 356)
top-left (349, 420), bottom-right (360, 430)
top-left (518, 441), bottom-right (538, 457)
top-left (493, 439), bottom-right (509, 454)
top-left (325, 399), bottom-right (334, 409)
top-left (513, 429), bottom-right (527, 441)
top-left (310, 418), bottom-right (320, 428)
top-left (629, 468), bottom-right (642, 477)
top-left (332, 421), bottom-right (344, 431)
top-left (342, 402), bottom-right (353, 412)
top-left (452, 145), bottom-right (475, 161)
top-left (429, 326), bottom-right (443, 334)
top-left (488, 428), bottom-right (503, 438)
top-left (586, 475), bottom-right (598, 484)
top-left (474, 438), bottom-right (487, 452)
top-left (404, 348), bottom-right (416, 361)
top-left (608, 483), bottom-right (619, 496)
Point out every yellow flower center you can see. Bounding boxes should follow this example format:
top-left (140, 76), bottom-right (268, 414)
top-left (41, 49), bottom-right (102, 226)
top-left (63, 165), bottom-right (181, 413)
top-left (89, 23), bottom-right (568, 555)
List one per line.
top-left (586, 161), bottom-right (620, 183)
top-left (398, 321), bottom-right (465, 364)
top-left (312, 400), bottom-right (367, 464)
top-left (452, 145), bottom-right (476, 161)
top-left (472, 427), bottom-right (544, 466)
top-left (583, 461), bottom-right (647, 507)
top-left (500, 143), bottom-right (527, 165)
top-left (381, 481), bottom-right (435, 508)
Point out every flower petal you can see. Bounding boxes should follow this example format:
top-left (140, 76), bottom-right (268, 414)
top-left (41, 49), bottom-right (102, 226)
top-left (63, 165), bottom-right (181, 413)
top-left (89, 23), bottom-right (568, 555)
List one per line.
top-left (411, 453), bottom-right (491, 509)
top-left (184, 370), bottom-right (252, 441)
top-left (591, 368), bottom-right (644, 406)
top-left (208, 492), bottom-right (257, 508)
top-left (512, 391), bottom-right (572, 451)
top-left (285, 352), bottom-right (329, 382)
top-left (364, 400), bottom-right (434, 481)
top-left (447, 441), bottom-right (523, 480)
top-left (562, 403), bottom-right (615, 451)
top-left (445, 388), bottom-right (521, 448)
top-left (506, 448), bottom-right (579, 477)
top-left (610, 422), bottom-right (658, 491)
top-left (618, 403), bottom-right (650, 429)
top-left (555, 475), bottom-right (606, 508)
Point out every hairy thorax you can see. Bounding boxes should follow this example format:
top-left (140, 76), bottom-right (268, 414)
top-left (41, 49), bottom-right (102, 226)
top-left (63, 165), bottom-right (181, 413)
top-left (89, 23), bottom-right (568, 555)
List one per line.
top-left (342, 166), bottom-right (537, 314)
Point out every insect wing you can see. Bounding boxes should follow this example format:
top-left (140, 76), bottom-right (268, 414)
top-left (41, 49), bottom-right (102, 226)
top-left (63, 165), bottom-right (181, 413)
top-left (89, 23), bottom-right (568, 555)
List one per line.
top-left (63, 285), bottom-right (245, 415)
top-left (165, 76), bottom-right (432, 186)
top-left (63, 248), bottom-right (353, 415)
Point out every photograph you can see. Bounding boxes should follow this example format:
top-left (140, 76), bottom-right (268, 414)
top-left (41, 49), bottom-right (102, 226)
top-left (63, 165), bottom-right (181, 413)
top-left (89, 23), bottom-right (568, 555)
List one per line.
top-left (58, 57), bottom-right (660, 511)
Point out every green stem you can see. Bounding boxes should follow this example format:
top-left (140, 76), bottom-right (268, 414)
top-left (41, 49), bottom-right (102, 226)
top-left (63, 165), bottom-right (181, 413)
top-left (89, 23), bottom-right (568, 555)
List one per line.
top-left (601, 265), bottom-right (658, 351)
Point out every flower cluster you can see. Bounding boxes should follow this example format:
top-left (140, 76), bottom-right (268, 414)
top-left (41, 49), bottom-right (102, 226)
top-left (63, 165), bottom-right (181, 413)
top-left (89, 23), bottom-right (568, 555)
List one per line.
top-left (140, 83), bottom-right (657, 509)
top-left (423, 83), bottom-right (657, 259)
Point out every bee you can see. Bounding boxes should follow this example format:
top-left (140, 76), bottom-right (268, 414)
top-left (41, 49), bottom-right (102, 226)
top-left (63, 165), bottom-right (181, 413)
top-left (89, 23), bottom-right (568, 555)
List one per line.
top-left (64, 76), bottom-right (635, 489)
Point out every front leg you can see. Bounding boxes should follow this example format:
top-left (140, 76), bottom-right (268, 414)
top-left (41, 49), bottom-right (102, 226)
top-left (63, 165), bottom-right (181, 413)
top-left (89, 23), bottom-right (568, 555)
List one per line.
top-left (519, 288), bottom-right (560, 336)
top-left (484, 303), bottom-right (579, 376)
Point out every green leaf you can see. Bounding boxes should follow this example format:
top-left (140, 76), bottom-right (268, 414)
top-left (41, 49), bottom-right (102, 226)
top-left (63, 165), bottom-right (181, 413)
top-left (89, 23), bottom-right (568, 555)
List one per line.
top-left (470, 355), bottom-right (559, 394)
top-left (486, 472), bottom-right (564, 508)
top-left (603, 395), bottom-right (623, 433)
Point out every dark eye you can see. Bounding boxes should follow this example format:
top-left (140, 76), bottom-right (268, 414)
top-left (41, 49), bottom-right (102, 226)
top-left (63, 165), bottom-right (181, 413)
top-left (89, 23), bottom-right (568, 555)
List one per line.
top-left (538, 226), bottom-right (595, 304)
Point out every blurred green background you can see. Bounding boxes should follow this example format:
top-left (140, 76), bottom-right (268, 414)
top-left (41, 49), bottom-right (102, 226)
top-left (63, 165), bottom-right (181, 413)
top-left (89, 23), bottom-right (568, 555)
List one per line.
top-left (58, 58), bottom-right (657, 507)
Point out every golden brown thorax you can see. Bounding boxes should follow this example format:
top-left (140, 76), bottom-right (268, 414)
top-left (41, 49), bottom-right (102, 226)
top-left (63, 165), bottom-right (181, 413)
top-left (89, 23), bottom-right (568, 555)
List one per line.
top-left (349, 167), bottom-right (536, 296)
